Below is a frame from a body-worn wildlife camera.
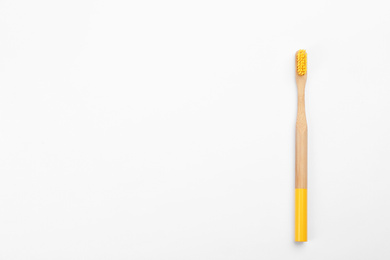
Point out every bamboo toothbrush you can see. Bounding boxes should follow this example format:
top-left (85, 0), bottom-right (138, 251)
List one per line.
top-left (295, 49), bottom-right (308, 242)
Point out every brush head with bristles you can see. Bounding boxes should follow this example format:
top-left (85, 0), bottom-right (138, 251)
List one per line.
top-left (296, 50), bottom-right (307, 76)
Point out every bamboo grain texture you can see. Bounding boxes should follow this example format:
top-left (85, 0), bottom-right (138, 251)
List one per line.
top-left (295, 65), bottom-right (307, 189)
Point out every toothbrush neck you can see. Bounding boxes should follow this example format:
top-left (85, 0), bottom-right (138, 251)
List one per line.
top-left (298, 87), bottom-right (305, 106)
top-left (297, 86), bottom-right (306, 121)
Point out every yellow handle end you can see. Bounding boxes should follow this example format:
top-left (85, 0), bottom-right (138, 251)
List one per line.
top-left (295, 188), bottom-right (307, 242)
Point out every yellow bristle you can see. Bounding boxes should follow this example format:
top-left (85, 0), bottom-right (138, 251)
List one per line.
top-left (296, 50), bottom-right (307, 76)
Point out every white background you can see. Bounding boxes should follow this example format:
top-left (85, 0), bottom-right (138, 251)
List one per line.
top-left (1, 0), bottom-right (390, 259)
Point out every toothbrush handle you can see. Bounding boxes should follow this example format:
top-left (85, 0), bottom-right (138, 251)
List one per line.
top-left (295, 103), bottom-right (307, 242)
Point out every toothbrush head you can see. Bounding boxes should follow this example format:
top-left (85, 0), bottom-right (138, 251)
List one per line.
top-left (296, 50), bottom-right (307, 76)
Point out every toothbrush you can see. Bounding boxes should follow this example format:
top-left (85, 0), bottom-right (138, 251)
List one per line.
top-left (295, 49), bottom-right (308, 242)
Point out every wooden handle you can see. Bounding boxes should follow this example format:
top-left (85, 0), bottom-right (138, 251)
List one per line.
top-left (295, 74), bottom-right (307, 242)
top-left (295, 127), bottom-right (307, 188)
top-left (295, 78), bottom-right (307, 189)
